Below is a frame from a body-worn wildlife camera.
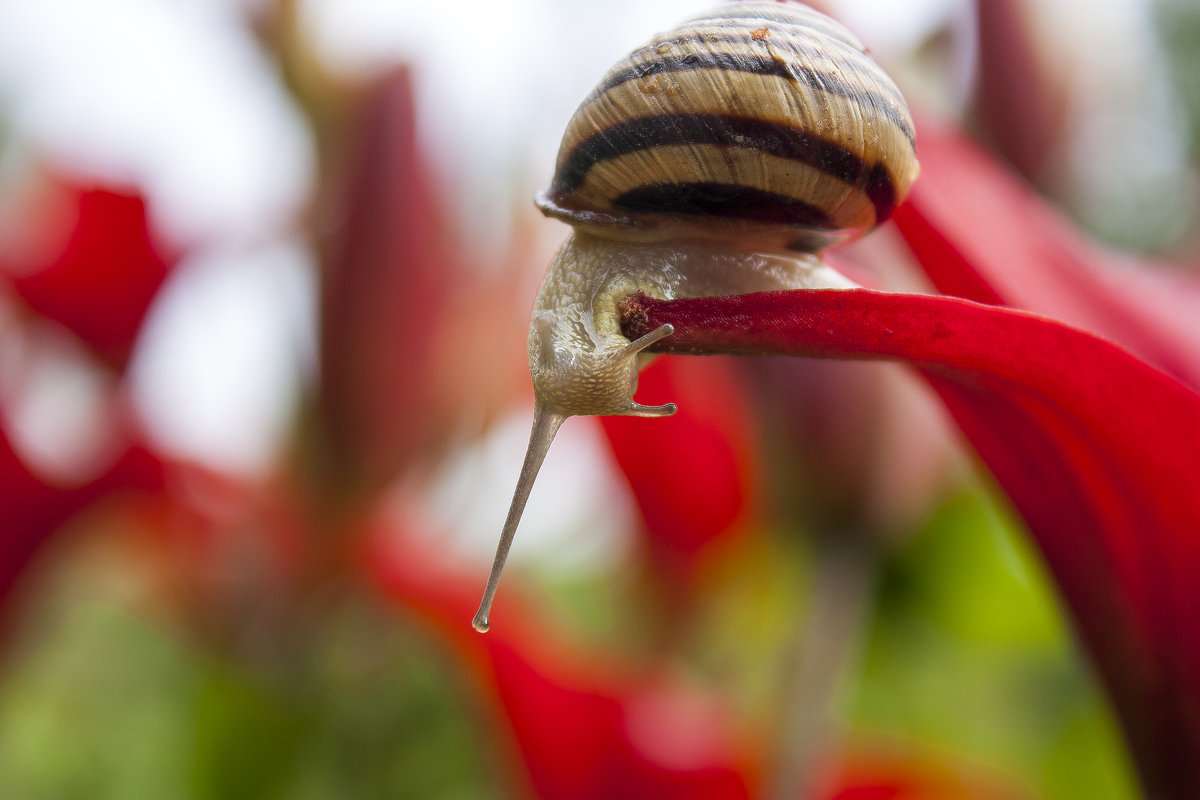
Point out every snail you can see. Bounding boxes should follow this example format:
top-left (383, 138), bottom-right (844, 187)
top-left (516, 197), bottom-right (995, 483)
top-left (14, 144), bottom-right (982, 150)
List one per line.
top-left (473, 0), bottom-right (919, 632)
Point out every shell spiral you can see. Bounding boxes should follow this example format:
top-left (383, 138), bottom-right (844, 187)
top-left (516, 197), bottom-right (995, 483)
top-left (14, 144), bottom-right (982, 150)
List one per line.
top-left (536, 1), bottom-right (919, 253)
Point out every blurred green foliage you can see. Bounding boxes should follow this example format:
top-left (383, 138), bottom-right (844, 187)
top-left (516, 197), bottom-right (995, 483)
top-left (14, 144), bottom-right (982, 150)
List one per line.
top-left (0, 583), bottom-right (489, 799)
top-left (0, 485), bottom-right (1141, 799)
top-left (855, 488), bottom-right (1139, 800)
top-left (1158, 0), bottom-right (1200, 158)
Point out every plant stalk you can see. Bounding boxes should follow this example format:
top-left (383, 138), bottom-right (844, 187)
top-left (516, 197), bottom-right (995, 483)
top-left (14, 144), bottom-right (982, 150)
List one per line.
top-left (768, 536), bottom-right (879, 800)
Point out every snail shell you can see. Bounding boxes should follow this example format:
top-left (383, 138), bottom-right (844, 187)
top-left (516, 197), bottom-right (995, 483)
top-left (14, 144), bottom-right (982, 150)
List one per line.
top-left (538, 0), bottom-right (918, 253)
top-left (474, 1), bottom-right (918, 632)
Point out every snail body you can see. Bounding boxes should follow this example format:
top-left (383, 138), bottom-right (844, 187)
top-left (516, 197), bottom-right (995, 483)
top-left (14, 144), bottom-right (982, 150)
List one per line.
top-left (474, 1), bottom-right (919, 632)
top-left (529, 232), bottom-right (849, 419)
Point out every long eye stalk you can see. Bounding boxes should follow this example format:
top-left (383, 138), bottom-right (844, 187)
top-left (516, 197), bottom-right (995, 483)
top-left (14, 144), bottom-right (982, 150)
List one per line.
top-left (474, 322), bottom-right (676, 632)
top-left (472, 406), bottom-right (566, 632)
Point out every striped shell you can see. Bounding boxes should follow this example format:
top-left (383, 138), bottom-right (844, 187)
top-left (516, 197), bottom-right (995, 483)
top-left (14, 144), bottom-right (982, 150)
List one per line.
top-left (536, 1), bottom-right (919, 253)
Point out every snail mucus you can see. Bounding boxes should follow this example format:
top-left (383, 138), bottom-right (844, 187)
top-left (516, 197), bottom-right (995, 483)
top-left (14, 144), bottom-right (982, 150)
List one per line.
top-left (472, 1), bottom-right (919, 632)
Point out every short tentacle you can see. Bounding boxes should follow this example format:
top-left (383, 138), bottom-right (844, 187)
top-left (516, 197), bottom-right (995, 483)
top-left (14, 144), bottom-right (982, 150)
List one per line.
top-left (625, 400), bottom-right (678, 417)
top-left (620, 322), bottom-right (675, 357)
top-left (621, 323), bottom-right (677, 416)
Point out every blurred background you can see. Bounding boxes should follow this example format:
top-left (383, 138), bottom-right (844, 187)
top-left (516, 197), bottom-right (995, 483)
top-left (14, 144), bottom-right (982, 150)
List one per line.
top-left (1, 0), bottom-right (1198, 797)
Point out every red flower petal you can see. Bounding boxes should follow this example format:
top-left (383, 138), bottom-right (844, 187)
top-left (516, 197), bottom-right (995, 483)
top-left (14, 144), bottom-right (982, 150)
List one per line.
top-left (599, 356), bottom-right (760, 587)
top-left (1, 180), bottom-right (175, 371)
top-left (892, 115), bottom-right (1200, 389)
top-left (620, 288), bottom-right (1200, 798)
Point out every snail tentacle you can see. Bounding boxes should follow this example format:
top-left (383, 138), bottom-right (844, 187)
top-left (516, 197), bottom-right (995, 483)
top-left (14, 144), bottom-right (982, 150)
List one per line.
top-left (472, 406), bottom-right (567, 633)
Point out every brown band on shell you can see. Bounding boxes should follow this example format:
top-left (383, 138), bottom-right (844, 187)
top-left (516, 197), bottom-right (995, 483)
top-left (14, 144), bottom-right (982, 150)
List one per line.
top-left (582, 38), bottom-right (916, 147)
top-left (551, 113), bottom-right (897, 226)
top-left (613, 182), bottom-right (836, 228)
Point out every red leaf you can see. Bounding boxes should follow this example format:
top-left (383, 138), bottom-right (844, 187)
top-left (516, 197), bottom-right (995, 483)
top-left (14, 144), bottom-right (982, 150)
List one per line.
top-left (2, 180), bottom-right (175, 371)
top-left (620, 288), bottom-right (1200, 798)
